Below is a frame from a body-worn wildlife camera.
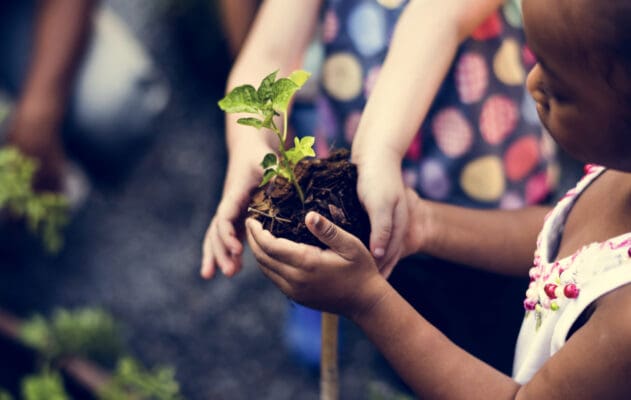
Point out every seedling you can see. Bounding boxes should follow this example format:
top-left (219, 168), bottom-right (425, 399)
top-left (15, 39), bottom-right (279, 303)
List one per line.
top-left (218, 70), bottom-right (315, 203)
top-left (218, 70), bottom-right (341, 400)
top-left (0, 147), bottom-right (69, 253)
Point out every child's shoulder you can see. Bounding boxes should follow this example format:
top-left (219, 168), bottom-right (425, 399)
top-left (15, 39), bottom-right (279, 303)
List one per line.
top-left (555, 168), bottom-right (631, 260)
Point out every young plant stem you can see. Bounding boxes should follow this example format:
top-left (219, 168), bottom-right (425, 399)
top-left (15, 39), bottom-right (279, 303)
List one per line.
top-left (320, 312), bottom-right (339, 400)
top-left (270, 121), bottom-right (305, 203)
top-left (246, 207), bottom-right (291, 223)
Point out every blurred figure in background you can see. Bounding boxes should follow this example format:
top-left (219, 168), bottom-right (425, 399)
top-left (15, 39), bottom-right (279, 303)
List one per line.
top-left (0, 0), bottom-right (169, 205)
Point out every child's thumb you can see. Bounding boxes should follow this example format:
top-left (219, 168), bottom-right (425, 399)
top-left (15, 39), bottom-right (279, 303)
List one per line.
top-left (305, 212), bottom-right (357, 258)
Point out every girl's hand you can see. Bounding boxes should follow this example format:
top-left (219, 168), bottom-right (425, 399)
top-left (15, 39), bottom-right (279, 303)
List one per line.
top-left (201, 150), bottom-right (265, 279)
top-left (246, 212), bottom-right (389, 319)
top-left (354, 152), bottom-right (408, 278)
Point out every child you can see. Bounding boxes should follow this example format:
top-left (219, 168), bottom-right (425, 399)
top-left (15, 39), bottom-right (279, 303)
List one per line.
top-left (245, 0), bottom-right (631, 396)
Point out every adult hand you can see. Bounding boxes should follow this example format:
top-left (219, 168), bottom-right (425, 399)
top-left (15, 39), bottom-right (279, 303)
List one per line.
top-left (7, 98), bottom-right (66, 192)
top-left (354, 152), bottom-right (408, 278)
top-left (201, 149), bottom-right (266, 279)
top-left (246, 211), bottom-right (389, 319)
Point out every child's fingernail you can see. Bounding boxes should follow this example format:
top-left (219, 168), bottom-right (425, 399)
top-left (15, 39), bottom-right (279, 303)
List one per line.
top-left (309, 213), bottom-right (321, 229)
top-left (373, 248), bottom-right (385, 258)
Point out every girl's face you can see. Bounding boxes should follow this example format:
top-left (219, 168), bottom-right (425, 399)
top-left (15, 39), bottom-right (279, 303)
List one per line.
top-left (523, 0), bottom-right (631, 171)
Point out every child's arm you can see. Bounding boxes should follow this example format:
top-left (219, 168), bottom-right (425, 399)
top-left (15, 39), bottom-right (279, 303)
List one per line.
top-left (247, 210), bottom-right (631, 399)
top-left (201, 0), bottom-right (322, 279)
top-left (354, 261), bottom-right (631, 399)
top-left (7, 0), bottom-right (97, 192)
top-left (351, 0), bottom-right (505, 275)
top-left (405, 191), bottom-right (550, 277)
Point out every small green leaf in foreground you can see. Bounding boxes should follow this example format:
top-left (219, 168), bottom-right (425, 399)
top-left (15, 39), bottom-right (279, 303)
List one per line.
top-left (217, 85), bottom-right (260, 114)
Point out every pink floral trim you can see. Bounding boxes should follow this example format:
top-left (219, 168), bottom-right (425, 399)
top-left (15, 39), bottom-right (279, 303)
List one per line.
top-left (523, 164), bottom-right (617, 329)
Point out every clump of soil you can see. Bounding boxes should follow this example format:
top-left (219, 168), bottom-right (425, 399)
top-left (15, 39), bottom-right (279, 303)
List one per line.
top-left (248, 149), bottom-right (370, 248)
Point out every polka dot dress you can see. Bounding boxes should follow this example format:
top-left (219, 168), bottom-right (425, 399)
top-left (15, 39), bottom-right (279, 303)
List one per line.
top-left (310, 0), bottom-right (558, 209)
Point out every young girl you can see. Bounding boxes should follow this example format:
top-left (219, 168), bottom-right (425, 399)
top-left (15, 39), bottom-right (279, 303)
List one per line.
top-left (246, 0), bottom-right (631, 396)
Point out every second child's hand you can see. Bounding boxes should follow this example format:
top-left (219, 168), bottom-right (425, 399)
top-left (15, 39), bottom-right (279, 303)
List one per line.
top-left (354, 153), bottom-right (408, 278)
top-left (201, 151), bottom-right (264, 279)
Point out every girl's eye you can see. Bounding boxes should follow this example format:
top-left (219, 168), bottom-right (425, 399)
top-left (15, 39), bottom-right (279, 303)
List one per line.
top-left (541, 85), bottom-right (568, 106)
top-left (538, 81), bottom-right (568, 104)
top-left (537, 82), bottom-right (552, 98)
top-left (533, 83), bottom-right (550, 103)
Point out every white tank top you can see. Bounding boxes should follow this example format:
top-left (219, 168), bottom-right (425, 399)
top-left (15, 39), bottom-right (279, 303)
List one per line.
top-left (513, 165), bottom-right (631, 383)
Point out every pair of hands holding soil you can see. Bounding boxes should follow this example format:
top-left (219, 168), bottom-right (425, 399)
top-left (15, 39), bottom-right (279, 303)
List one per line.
top-left (246, 186), bottom-right (424, 320)
top-left (201, 150), bottom-right (426, 319)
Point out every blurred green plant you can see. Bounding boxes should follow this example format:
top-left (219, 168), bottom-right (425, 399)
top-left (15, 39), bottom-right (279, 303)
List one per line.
top-left (4, 307), bottom-right (186, 400)
top-left (99, 357), bottom-right (183, 400)
top-left (20, 308), bottom-right (124, 367)
top-left (0, 389), bottom-right (13, 400)
top-left (21, 370), bottom-right (69, 400)
top-left (0, 146), bottom-right (69, 253)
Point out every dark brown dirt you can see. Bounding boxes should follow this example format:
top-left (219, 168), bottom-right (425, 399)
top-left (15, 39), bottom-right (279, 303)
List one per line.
top-left (248, 149), bottom-right (370, 248)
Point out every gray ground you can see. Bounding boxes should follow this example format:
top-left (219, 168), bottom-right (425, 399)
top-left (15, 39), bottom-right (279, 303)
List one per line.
top-left (0, 2), bottom-right (402, 399)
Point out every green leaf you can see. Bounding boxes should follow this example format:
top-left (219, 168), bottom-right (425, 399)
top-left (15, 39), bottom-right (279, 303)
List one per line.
top-left (20, 315), bottom-right (51, 354)
top-left (0, 389), bottom-right (13, 400)
top-left (261, 110), bottom-right (276, 129)
top-left (20, 308), bottom-right (123, 365)
top-left (285, 136), bottom-right (316, 165)
top-left (271, 78), bottom-right (299, 114)
top-left (260, 153), bottom-right (277, 169)
top-left (296, 136), bottom-right (316, 156)
top-left (218, 85), bottom-right (261, 114)
top-left (288, 70), bottom-right (311, 88)
top-left (99, 357), bottom-right (183, 400)
top-left (237, 117), bottom-right (263, 129)
top-left (284, 148), bottom-right (299, 166)
top-left (277, 167), bottom-right (291, 180)
top-left (257, 70), bottom-right (278, 102)
top-left (259, 169), bottom-right (276, 187)
top-left (22, 371), bottom-right (69, 400)
top-left (0, 146), bottom-right (69, 253)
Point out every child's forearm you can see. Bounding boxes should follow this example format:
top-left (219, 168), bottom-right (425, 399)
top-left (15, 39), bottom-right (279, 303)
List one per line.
top-left (352, 0), bottom-right (504, 163)
top-left (411, 198), bottom-right (550, 276)
top-left (352, 282), bottom-right (521, 399)
top-left (19, 0), bottom-right (96, 121)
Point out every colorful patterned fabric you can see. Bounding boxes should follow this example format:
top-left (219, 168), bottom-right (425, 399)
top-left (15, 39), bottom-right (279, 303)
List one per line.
top-left (513, 165), bottom-right (631, 383)
top-left (310, 0), bottom-right (558, 208)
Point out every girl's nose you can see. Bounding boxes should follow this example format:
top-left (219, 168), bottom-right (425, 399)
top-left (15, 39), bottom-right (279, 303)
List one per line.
top-left (525, 65), bottom-right (549, 109)
top-left (525, 64), bottom-right (540, 97)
